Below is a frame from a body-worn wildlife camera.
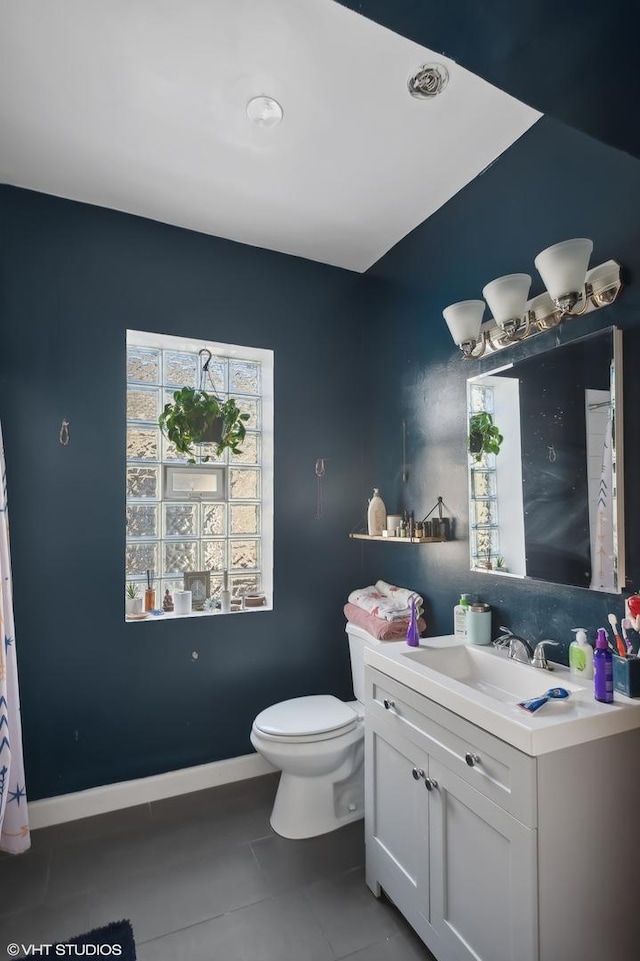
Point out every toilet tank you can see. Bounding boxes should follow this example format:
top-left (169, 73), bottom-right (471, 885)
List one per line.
top-left (346, 622), bottom-right (384, 703)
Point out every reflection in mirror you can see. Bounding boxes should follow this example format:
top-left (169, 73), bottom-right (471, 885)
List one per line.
top-left (467, 327), bottom-right (624, 592)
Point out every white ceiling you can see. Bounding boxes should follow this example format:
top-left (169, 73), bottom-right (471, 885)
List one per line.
top-left (0, 0), bottom-right (541, 272)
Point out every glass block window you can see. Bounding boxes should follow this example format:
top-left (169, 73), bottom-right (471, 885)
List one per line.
top-left (468, 382), bottom-right (501, 569)
top-left (126, 330), bottom-right (274, 617)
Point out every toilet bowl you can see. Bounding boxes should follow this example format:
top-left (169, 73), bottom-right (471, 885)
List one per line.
top-left (250, 623), bottom-right (393, 839)
top-left (251, 694), bottom-right (364, 839)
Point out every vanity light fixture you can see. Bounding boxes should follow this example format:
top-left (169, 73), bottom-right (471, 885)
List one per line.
top-left (443, 238), bottom-right (623, 358)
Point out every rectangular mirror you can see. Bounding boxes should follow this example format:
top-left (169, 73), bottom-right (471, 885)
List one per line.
top-left (467, 327), bottom-right (624, 592)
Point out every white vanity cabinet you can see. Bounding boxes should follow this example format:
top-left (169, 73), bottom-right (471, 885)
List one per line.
top-left (365, 664), bottom-right (640, 961)
top-left (366, 666), bottom-right (536, 961)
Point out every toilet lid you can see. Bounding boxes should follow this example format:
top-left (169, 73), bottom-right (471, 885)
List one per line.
top-left (254, 695), bottom-right (358, 738)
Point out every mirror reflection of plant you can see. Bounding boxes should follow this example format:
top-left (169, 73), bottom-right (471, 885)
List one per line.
top-left (468, 411), bottom-right (504, 462)
top-left (159, 386), bottom-right (250, 463)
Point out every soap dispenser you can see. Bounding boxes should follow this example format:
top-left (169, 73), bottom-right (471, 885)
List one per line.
top-left (367, 488), bottom-right (387, 536)
top-left (569, 628), bottom-right (594, 680)
top-left (453, 593), bottom-right (470, 638)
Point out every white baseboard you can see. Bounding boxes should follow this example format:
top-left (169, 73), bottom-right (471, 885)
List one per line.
top-left (27, 753), bottom-right (277, 831)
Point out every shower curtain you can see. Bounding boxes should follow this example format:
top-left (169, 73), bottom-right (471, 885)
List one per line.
top-left (0, 422), bottom-right (30, 853)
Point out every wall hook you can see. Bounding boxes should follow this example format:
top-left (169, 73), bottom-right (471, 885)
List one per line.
top-left (315, 458), bottom-right (326, 518)
top-left (59, 419), bottom-right (70, 446)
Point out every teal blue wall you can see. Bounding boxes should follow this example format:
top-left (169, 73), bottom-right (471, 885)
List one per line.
top-left (339, 1), bottom-right (640, 160)
top-left (0, 186), bottom-right (369, 799)
top-left (357, 116), bottom-right (640, 646)
top-left (2, 114), bottom-right (640, 802)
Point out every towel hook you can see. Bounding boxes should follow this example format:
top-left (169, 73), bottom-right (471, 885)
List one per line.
top-left (315, 458), bottom-right (326, 518)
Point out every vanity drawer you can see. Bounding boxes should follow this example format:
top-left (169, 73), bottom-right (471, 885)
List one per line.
top-left (366, 666), bottom-right (537, 827)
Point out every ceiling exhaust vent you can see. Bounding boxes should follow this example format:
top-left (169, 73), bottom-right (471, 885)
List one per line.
top-left (408, 63), bottom-right (449, 100)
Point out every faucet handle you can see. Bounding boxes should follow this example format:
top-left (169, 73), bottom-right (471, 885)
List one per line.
top-left (531, 640), bottom-right (559, 670)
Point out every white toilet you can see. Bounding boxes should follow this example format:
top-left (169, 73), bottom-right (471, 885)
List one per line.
top-left (250, 622), bottom-right (386, 839)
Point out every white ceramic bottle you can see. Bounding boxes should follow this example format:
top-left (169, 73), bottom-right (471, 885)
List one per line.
top-left (367, 489), bottom-right (387, 536)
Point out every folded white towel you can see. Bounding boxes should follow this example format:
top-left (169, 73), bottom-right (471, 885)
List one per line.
top-left (375, 580), bottom-right (423, 610)
top-left (348, 584), bottom-right (424, 622)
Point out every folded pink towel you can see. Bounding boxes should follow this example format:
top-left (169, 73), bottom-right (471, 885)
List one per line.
top-left (344, 603), bottom-right (426, 641)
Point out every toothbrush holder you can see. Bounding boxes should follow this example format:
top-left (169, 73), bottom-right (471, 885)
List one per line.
top-left (612, 654), bottom-right (640, 698)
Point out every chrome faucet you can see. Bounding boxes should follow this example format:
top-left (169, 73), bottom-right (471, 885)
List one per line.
top-left (493, 628), bottom-right (558, 671)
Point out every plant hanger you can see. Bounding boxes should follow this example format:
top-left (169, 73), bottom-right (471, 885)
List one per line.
top-left (158, 346), bottom-right (250, 463)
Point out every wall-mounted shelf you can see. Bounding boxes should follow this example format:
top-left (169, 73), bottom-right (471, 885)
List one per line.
top-left (349, 533), bottom-right (447, 544)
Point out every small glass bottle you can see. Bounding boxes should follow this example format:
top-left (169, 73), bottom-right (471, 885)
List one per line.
top-left (144, 588), bottom-right (156, 612)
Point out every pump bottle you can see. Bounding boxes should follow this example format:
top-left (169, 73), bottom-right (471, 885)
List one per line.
top-left (454, 593), bottom-right (471, 638)
top-left (367, 489), bottom-right (387, 537)
top-left (569, 628), bottom-right (594, 680)
top-left (594, 627), bottom-right (613, 703)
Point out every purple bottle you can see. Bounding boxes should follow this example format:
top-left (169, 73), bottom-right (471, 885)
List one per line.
top-left (406, 597), bottom-right (420, 647)
top-left (594, 627), bottom-right (614, 703)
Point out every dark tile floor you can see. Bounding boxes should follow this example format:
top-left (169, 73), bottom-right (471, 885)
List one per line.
top-left (0, 773), bottom-right (435, 960)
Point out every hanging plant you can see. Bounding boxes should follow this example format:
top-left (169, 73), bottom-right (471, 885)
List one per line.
top-left (159, 387), bottom-right (250, 463)
top-left (468, 411), bottom-right (503, 462)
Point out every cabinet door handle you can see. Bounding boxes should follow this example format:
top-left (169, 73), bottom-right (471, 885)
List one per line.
top-left (412, 767), bottom-right (425, 780)
top-left (465, 752), bottom-right (480, 767)
top-left (424, 778), bottom-right (438, 791)
top-left (383, 699), bottom-right (395, 711)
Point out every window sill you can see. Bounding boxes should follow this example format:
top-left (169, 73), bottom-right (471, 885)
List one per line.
top-left (125, 605), bottom-right (271, 623)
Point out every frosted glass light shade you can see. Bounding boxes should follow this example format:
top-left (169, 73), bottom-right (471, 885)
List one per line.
top-left (534, 239), bottom-right (593, 300)
top-left (443, 300), bottom-right (485, 346)
top-left (482, 273), bottom-right (531, 328)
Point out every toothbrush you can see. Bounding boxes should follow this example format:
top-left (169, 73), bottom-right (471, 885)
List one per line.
top-left (517, 687), bottom-right (571, 714)
top-left (621, 617), bottom-right (635, 657)
top-left (608, 613), bottom-right (626, 658)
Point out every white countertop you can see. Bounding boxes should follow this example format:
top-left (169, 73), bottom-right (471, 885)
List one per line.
top-left (364, 634), bottom-right (640, 756)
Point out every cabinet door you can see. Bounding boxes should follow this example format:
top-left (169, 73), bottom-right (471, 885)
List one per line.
top-left (365, 721), bottom-right (430, 931)
top-left (428, 758), bottom-right (538, 961)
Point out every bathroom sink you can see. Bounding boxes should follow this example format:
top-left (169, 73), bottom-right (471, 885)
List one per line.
top-left (402, 644), bottom-right (581, 704)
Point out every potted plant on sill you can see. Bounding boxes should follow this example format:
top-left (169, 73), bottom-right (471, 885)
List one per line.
top-left (159, 387), bottom-right (250, 464)
top-left (468, 411), bottom-right (503, 463)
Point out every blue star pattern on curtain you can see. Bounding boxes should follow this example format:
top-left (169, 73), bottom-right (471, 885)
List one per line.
top-left (0, 422), bottom-right (30, 853)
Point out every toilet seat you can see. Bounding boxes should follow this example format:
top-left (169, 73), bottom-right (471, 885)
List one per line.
top-left (253, 695), bottom-right (359, 743)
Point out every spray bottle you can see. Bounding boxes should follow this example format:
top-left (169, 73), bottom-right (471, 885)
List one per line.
top-left (594, 627), bottom-right (613, 703)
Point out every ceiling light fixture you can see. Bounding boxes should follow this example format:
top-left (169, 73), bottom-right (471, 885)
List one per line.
top-left (443, 239), bottom-right (623, 359)
top-left (246, 96), bottom-right (284, 127)
top-left (408, 63), bottom-right (449, 100)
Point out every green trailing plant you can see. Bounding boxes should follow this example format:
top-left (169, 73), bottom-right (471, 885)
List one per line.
top-left (125, 582), bottom-right (139, 599)
top-left (159, 386), bottom-right (250, 463)
top-left (468, 411), bottom-right (504, 462)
